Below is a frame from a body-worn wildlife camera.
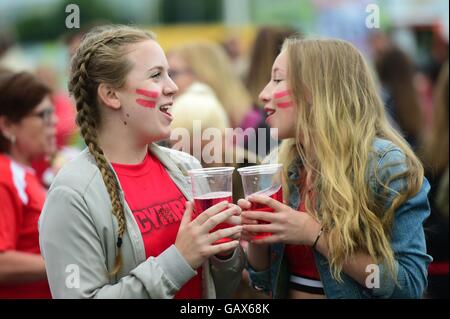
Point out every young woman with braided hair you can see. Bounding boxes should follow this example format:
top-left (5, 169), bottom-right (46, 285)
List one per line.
top-left (38, 25), bottom-right (244, 299)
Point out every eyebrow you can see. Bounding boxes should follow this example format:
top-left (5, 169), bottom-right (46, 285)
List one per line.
top-left (272, 67), bottom-right (284, 77)
top-left (38, 105), bottom-right (54, 110)
top-left (148, 65), bottom-right (167, 72)
top-left (273, 67), bottom-right (280, 72)
top-left (145, 66), bottom-right (164, 76)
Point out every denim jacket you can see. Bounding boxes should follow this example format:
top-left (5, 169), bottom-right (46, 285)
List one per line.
top-left (247, 138), bottom-right (433, 299)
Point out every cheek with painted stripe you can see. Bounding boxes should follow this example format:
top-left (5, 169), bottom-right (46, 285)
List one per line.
top-left (135, 88), bottom-right (159, 109)
top-left (274, 89), bottom-right (293, 109)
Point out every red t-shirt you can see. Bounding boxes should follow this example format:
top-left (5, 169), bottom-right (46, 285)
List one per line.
top-left (111, 152), bottom-right (202, 299)
top-left (0, 154), bottom-right (52, 299)
top-left (284, 196), bottom-right (321, 280)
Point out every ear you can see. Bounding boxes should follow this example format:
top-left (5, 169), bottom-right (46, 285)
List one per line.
top-left (0, 116), bottom-right (15, 138)
top-left (97, 83), bottom-right (121, 110)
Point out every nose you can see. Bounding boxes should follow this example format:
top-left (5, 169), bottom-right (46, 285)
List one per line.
top-left (164, 76), bottom-right (179, 97)
top-left (48, 107), bottom-right (58, 127)
top-left (259, 82), bottom-right (272, 105)
top-left (51, 112), bottom-right (58, 127)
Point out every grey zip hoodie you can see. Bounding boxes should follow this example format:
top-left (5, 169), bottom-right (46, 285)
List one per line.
top-left (38, 143), bottom-right (245, 299)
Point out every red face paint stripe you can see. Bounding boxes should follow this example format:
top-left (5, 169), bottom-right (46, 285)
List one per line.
top-left (136, 99), bottom-right (156, 108)
top-left (276, 101), bottom-right (293, 108)
top-left (136, 88), bottom-right (158, 98)
top-left (274, 90), bottom-right (290, 99)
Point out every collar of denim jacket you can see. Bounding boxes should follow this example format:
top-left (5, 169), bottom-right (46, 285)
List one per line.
top-left (287, 154), bottom-right (303, 181)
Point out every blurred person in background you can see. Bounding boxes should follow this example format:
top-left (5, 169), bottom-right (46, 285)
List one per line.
top-left (368, 30), bottom-right (393, 61)
top-left (170, 82), bottom-right (264, 299)
top-left (34, 65), bottom-right (77, 149)
top-left (375, 47), bottom-right (425, 151)
top-left (417, 25), bottom-right (449, 135)
top-left (64, 29), bottom-right (88, 60)
top-left (420, 62), bottom-right (449, 299)
top-left (33, 65), bottom-right (78, 187)
top-left (0, 71), bottom-right (56, 299)
top-left (0, 30), bottom-right (34, 72)
top-left (62, 21), bottom-right (109, 59)
top-left (221, 34), bottom-right (248, 80)
top-left (170, 81), bottom-right (260, 204)
top-left (167, 42), bottom-right (254, 130)
top-left (0, 31), bottom-right (14, 63)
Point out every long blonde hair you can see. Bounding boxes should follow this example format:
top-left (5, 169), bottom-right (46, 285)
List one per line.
top-left (169, 42), bottom-right (252, 127)
top-left (68, 25), bottom-right (154, 276)
top-left (279, 38), bottom-right (424, 281)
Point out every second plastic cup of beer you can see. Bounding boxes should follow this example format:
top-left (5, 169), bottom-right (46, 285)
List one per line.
top-left (188, 167), bottom-right (235, 244)
top-left (238, 164), bottom-right (283, 240)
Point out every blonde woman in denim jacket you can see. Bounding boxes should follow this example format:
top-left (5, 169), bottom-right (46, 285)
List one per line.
top-left (238, 38), bottom-right (432, 299)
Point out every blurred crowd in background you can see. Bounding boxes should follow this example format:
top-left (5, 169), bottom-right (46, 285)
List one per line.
top-left (0, 0), bottom-right (448, 299)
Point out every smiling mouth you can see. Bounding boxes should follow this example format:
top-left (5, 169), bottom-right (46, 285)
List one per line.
top-left (265, 109), bottom-right (276, 117)
top-left (159, 104), bottom-right (172, 117)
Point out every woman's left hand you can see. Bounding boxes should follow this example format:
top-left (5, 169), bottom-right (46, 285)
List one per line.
top-left (241, 194), bottom-right (322, 245)
top-left (223, 203), bottom-right (243, 240)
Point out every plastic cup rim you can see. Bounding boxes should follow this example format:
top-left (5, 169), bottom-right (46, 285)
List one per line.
top-left (188, 166), bottom-right (235, 176)
top-left (237, 163), bottom-right (283, 175)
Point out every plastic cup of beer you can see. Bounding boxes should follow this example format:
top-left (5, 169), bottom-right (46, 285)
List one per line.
top-left (188, 167), bottom-right (235, 244)
top-left (237, 164), bottom-right (283, 239)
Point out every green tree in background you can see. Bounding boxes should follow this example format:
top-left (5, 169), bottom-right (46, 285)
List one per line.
top-left (16, 0), bottom-right (124, 42)
top-left (160, 0), bottom-right (221, 24)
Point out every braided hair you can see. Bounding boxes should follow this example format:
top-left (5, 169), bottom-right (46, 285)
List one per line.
top-left (68, 25), bottom-right (154, 276)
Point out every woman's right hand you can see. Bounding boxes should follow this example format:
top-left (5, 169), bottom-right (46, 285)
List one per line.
top-left (237, 198), bottom-right (270, 271)
top-left (175, 201), bottom-right (242, 269)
